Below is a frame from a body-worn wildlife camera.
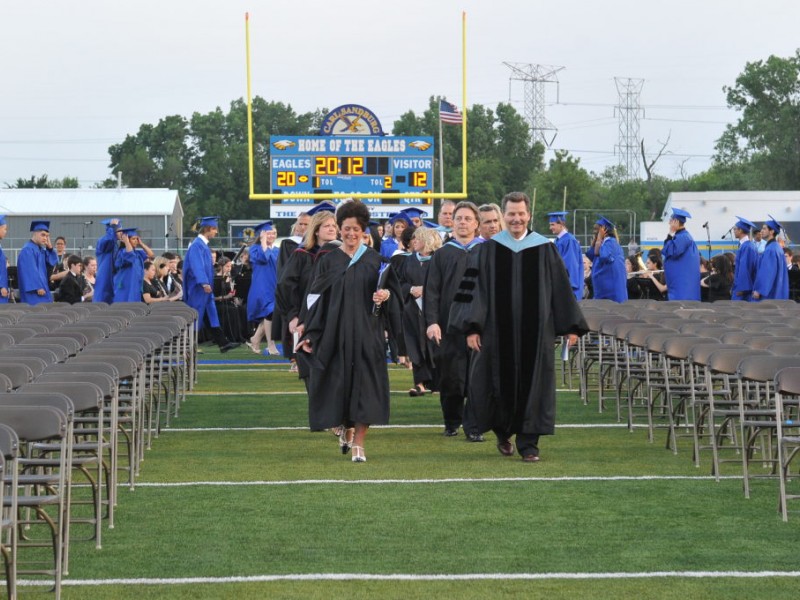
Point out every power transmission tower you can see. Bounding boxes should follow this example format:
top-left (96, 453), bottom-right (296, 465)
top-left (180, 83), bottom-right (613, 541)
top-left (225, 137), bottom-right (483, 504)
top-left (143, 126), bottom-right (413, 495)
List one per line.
top-left (614, 77), bottom-right (645, 179)
top-left (504, 62), bottom-right (564, 146)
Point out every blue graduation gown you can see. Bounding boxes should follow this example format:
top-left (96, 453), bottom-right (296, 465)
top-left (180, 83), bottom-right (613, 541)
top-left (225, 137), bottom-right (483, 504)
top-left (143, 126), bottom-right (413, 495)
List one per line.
top-left (17, 241), bottom-right (57, 305)
top-left (94, 224), bottom-right (119, 303)
top-left (380, 237), bottom-right (399, 259)
top-left (0, 245), bottom-right (8, 304)
top-left (752, 240), bottom-right (789, 300)
top-left (731, 239), bottom-right (757, 301)
top-left (112, 248), bottom-right (147, 303)
top-left (662, 229), bottom-right (701, 301)
top-left (586, 237), bottom-right (627, 303)
top-left (555, 231), bottom-right (584, 301)
top-left (247, 244), bottom-right (280, 321)
top-left (183, 236), bottom-right (219, 328)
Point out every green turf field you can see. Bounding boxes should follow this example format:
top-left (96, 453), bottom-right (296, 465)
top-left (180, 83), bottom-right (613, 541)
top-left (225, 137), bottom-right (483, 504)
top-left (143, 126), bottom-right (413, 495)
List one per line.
top-left (16, 344), bottom-right (800, 599)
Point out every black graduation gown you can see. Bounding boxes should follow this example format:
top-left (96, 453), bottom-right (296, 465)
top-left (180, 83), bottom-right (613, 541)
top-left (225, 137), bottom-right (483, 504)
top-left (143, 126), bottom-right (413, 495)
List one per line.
top-left (398, 253), bottom-right (436, 379)
top-left (271, 237), bottom-right (301, 349)
top-left (301, 246), bottom-right (402, 430)
top-left (423, 240), bottom-right (482, 398)
top-left (449, 232), bottom-right (588, 436)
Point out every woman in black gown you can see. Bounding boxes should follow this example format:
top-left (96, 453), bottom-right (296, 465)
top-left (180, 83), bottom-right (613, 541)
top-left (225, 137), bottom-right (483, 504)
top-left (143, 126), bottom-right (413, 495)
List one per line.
top-left (397, 227), bottom-right (442, 396)
top-left (296, 200), bottom-right (402, 463)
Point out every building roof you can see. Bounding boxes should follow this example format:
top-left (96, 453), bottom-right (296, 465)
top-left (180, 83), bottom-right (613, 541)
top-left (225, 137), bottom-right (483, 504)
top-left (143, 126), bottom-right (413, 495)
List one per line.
top-left (0, 188), bottom-right (183, 217)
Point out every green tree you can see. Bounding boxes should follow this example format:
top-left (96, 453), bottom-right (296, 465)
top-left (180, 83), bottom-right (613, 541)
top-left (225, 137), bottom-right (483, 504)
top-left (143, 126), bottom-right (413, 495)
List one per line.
top-left (714, 50), bottom-right (800, 189)
top-left (6, 174), bottom-right (79, 188)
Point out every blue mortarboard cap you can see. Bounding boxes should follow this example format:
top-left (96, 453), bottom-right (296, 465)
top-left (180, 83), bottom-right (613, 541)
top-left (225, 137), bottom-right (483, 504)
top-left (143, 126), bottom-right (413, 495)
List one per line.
top-left (307, 201), bottom-right (336, 216)
top-left (0, 215), bottom-right (6, 226)
top-left (254, 220), bottom-right (273, 234)
top-left (765, 214), bottom-right (782, 232)
top-left (197, 216), bottom-right (220, 228)
top-left (388, 212), bottom-right (412, 226)
top-left (595, 216), bottom-right (615, 230)
top-left (422, 220), bottom-right (439, 229)
top-left (734, 216), bottom-right (756, 232)
top-left (400, 207), bottom-right (425, 219)
top-left (120, 227), bottom-right (139, 236)
top-left (670, 208), bottom-right (692, 223)
top-left (547, 211), bottom-right (569, 223)
top-left (30, 220), bottom-right (50, 232)
top-left (101, 218), bottom-right (121, 227)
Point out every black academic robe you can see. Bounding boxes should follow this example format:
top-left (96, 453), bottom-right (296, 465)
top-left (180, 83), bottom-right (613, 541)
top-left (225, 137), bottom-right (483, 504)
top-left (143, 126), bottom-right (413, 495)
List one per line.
top-left (301, 246), bottom-right (402, 430)
top-left (449, 231), bottom-right (588, 436)
top-left (271, 237), bottom-right (301, 350)
top-left (423, 239), bottom-right (482, 398)
top-left (398, 253), bottom-right (437, 382)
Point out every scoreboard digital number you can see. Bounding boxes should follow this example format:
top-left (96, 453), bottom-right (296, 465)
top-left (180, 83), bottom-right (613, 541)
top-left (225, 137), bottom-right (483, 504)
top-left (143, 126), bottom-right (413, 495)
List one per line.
top-left (269, 135), bottom-right (434, 204)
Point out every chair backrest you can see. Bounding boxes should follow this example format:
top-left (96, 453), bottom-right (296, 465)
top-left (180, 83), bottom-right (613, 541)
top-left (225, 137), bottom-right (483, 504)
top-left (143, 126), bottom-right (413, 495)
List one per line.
top-left (0, 404), bottom-right (68, 442)
top-left (766, 341), bottom-right (800, 356)
top-left (775, 366), bottom-right (800, 395)
top-left (688, 343), bottom-right (743, 366)
top-left (0, 327), bottom-right (39, 343)
top-left (707, 348), bottom-right (771, 375)
top-left (0, 422), bottom-right (19, 459)
top-left (0, 362), bottom-right (35, 388)
top-left (738, 355), bottom-right (800, 384)
top-left (18, 382), bottom-right (103, 413)
top-left (45, 361), bottom-right (119, 382)
top-left (661, 336), bottom-right (717, 360)
top-left (35, 372), bottom-right (115, 399)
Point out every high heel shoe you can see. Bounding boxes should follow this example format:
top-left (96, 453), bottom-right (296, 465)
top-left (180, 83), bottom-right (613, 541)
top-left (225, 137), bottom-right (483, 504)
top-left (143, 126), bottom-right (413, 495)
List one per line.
top-left (338, 427), bottom-right (354, 454)
top-left (266, 342), bottom-right (280, 356)
top-left (351, 445), bottom-right (366, 463)
top-left (246, 340), bottom-right (261, 354)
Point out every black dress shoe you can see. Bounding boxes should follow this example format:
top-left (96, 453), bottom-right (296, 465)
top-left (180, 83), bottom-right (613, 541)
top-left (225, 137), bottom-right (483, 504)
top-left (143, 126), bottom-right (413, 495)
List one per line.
top-left (496, 439), bottom-right (514, 456)
top-left (220, 342), bottom-right (241, 353)
top-left (443, 427), bottom-right (459, 437)
top-left (465, 433), bottom-right (485, 442)
top-left (521, 454), bottom-right (541, 463)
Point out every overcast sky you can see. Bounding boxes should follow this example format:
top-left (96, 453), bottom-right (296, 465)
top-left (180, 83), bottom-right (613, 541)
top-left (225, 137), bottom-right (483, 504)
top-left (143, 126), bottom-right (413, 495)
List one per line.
top-left (1, 0), bottom-right (799, 189)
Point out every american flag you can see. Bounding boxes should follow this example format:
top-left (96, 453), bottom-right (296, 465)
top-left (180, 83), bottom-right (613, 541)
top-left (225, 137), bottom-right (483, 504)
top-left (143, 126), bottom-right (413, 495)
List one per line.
top-left (439, 99), bottom-right (463, 125)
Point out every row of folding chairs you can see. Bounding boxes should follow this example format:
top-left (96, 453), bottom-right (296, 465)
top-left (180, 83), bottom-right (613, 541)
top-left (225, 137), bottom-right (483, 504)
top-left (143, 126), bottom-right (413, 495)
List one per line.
top-left (575, 298), bottom-right (800, 522)
top-left (0, 300), bottom-right (197, 598)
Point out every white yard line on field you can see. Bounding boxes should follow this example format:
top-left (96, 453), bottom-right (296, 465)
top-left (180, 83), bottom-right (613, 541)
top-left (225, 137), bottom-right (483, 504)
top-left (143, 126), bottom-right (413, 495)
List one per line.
top-left (17, 570), bottom-right (800, 587)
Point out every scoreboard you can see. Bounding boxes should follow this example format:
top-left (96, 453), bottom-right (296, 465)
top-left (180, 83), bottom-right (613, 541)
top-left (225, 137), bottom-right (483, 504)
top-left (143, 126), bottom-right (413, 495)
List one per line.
top-left (269, 135), bottom-right (434, 217)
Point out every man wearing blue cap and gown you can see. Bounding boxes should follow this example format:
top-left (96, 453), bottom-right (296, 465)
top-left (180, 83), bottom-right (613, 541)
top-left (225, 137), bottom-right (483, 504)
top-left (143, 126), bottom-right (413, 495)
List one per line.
top-left (548, 211), bottom-right (583, 301)
top-left (17, 220), bottom-right (58, 305)
top-left (113, 227), bottom-right (154, 303)
top-left (585, 216), bottom-right (627, 302)
top-left (0, 216), bottom-right (9, 303)
top-left (449, 192), bottom-right (588, 462)
top-left (752, 215), bottom-right (789, 301)
top-left (247, 220), bottom-right (281, 355)
top-left (184, 216), bottom-right (240, 352)
top-left (94, 218), bottom-right (122, 303)
top-left (662, 208), bottom-right (700, 301)
top-left (731, 216), bottom-right (758, 301)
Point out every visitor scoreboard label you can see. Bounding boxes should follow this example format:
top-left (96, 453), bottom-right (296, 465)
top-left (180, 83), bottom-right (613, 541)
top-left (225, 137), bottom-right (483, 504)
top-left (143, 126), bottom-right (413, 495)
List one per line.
top-left (269, 135), bottom-right (434, 216)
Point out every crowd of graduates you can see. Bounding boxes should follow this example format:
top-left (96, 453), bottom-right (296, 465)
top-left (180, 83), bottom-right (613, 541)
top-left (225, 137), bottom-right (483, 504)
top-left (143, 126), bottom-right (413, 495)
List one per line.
top-left (578, 210), bottom-right (797, 305)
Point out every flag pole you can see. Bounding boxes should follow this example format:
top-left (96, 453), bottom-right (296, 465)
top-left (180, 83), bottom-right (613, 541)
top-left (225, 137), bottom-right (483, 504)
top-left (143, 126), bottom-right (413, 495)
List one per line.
top-left (438, 107), bottom-right (445, 195)
top-left (461, 11), bottom-right (468, 198)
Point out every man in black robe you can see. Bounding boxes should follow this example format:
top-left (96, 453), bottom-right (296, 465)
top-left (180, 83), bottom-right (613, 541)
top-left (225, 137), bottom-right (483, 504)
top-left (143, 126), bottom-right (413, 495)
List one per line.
top-left (425, 201), bottom-right (484, 440)
top-left (449, 192), bottom-right (587, 461)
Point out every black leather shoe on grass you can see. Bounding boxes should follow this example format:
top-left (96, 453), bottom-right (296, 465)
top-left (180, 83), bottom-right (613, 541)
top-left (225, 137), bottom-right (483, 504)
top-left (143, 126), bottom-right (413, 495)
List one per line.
top-left (521, 454), bottom-right (541, 463)
top-left (220, 342), bottom-right (241, 353)
top-left (465, 433), bottom-right (485, 442)
top-left (443, 428), bottom-right (459, 437)
top-left (496, 439), bottom-right (514, 456)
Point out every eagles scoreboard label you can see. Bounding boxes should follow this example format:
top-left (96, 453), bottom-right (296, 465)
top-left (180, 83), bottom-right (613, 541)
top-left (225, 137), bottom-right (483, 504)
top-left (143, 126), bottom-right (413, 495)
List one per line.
top-left (269, 135), bottom-right (435, 215)
top-left (319, 104), bottom-right (384, 136)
